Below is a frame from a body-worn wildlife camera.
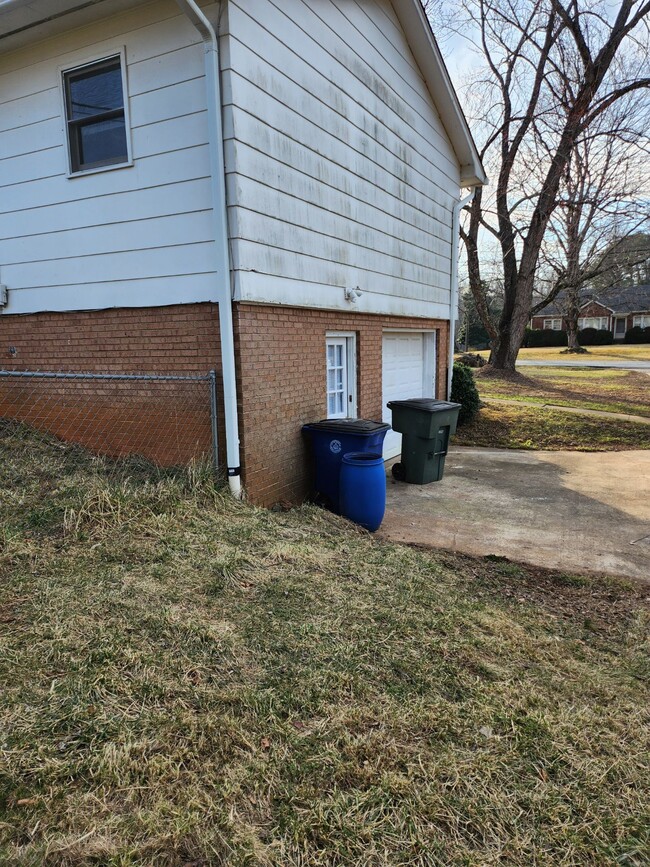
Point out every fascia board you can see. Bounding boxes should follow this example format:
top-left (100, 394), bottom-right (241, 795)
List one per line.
top-left (579, 299), bottom-right (615, 313)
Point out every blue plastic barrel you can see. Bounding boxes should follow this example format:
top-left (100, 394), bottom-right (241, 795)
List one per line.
top-left (302, 419), bottom-right (389, 512)
top-left (339, 452), bottom-right (386, 532)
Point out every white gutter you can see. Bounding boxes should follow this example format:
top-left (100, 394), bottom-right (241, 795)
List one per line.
top-left (174, 0), bottom-right (241, 498)
top-left (448, 187), bottom-right (476, 399)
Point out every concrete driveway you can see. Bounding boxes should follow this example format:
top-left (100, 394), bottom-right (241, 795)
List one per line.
top-left (379, 447), bottom-right (650, 581)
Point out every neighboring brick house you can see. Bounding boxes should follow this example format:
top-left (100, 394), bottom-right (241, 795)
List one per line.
top-left (0, 0), bottom-right (486, 505)
top-left (530, 286), bottom-right (650, 341)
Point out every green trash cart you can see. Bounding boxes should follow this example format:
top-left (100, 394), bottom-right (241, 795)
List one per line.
top-left (387, 398), bottom-right (462, 484)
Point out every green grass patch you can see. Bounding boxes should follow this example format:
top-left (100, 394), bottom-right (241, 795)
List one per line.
top-left (1, 424), bottom-right (649, 865)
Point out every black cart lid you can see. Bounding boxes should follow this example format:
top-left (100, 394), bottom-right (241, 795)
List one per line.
top-left (386, 398), bottom-right (462, 412)
top-left (303, 418), bottom-right (390, 434)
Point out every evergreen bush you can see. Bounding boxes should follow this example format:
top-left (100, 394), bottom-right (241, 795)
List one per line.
top-left (522, 328), bottom-right (568, 348)
top-left (624, 326), bottom-right (650, 343)
top-left (578, 327), bottom-right (613, 346)
top-left (451, 362), bottom-right (480, 426)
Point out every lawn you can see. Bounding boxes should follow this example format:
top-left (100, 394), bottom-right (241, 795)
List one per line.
top-left (463, 344), bottom-right (650, 363)
top-left (453, 403), bottom-right (650, 450)
top-left (1, 422), bottom-right (649, 866)
top-left (476, 367), bottom-right (650, 419)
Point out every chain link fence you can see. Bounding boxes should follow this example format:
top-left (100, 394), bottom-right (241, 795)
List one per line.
top-left (0, 369), bottom-right (219, 478)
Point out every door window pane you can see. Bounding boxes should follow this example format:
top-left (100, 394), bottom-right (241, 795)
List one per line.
top-left (326, 338), bottom-right (352, 419)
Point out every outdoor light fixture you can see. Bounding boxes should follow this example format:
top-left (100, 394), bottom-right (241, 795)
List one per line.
top-left (344, 286), bottom-right (362, 303)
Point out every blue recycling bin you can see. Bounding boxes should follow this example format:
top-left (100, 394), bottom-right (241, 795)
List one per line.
top-left (302, 418), bottom-right (390, 512)
top-left (339, 452), bottom-right (386, 531)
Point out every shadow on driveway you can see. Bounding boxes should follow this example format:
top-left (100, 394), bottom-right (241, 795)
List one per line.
top-left (380, 447), bottom-right (650, 582)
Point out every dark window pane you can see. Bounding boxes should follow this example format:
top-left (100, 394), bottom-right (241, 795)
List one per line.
top-left (68, 62), bottom-right (123, 120)
top-left (78, 117), bottom-right (128, 168)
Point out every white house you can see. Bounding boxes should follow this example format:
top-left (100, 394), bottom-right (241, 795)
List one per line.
top-left (0, 0), bottom-right (486, 504)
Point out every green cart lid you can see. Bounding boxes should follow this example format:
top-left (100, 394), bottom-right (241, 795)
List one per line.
top-left (386, 399), bottom-right (462, 411)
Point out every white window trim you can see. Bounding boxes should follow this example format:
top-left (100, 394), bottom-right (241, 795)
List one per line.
top-left (59, 46), bottom-right (133, 179)
top-left (543, 318), bottom-right (562, 330)
top-left (326, 332), bottom-right (357, 419)
top-left (578, 316), bottom-right (609, 330)
top-left (633, 314), bottom-right (650, 328)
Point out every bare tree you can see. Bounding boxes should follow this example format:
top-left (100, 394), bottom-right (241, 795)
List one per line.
top-left (430, 0), bottom-right (650, 373)
top-left (591, 232), bottom-right (650, 288)
top-left (533, 92), bottom-right (650, 351)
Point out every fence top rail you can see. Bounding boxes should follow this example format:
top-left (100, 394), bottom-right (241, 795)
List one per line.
top-left (0, 369), bottom-right (214, 383)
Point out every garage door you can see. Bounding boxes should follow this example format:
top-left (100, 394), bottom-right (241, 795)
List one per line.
top-left (382, 332), bottom-right (435, 459)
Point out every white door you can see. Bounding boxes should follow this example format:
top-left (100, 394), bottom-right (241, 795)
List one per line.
top-left (326, 334), bottom-right (357, 419)
top-left (382, 332), bottom-right (435, 459)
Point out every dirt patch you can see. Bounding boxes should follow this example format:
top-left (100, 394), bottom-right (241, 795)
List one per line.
top-left (432, 549), bottom-right (650, 636)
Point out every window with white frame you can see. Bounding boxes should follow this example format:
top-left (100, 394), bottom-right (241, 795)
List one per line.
top-left (326, 334), bottom-right (356, 419)
top-left (543, 318), bottom-right (562, 330)
top-left (62, 54), bottom-right (130, 174)
top-left (633, 315), bottom-right (650, 328)
top-left (578, 316), bottom-right (609, 330)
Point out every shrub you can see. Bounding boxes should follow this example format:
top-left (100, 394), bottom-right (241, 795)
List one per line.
top-left (578, 327), bottom-right (613, 346)
top-left (624, 325), bottom-right (650, 343)
top-left (522, 328), bottom-right (568, 348)
top-left (451, 362), bottom-right (480, 426)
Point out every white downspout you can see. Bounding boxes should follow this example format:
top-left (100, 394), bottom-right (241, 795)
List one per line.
top-left (174, 0), bottom-right (241, 497)
top-left (448, 187), bottom-right (476, 400)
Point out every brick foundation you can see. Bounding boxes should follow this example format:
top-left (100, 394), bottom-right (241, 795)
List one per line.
top-left (0, 301), bottom-right (450, 502)
top-left (233, 303), bottom-right (449, 506)
top-left (0, 304), bottom-right (223, 466)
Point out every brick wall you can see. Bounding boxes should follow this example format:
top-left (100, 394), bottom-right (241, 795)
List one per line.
top-left (233, 303), bottom-right (449, 506)
top-left (0, 304), bottom-right (221, 373)
top-left (0, 304), bottom-right (223, 465)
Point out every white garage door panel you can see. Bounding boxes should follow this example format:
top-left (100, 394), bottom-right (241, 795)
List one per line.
top-left (382, 332), bottom-right (433, 460)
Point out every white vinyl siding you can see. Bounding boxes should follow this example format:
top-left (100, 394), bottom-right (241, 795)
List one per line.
top-left (578, 317), bottom-right (609, 330)
top-left (633, 315), bottom-right (650, 328)
top-left (543, 318), bottom-right (562, 330)
top-left (222, 0), bottom-right (460, 319)
top-left (0, 0), bottom-right (221, 315)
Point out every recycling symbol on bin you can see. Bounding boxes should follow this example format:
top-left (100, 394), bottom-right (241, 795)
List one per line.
top-left (329, 439), bottom-right (342, 454)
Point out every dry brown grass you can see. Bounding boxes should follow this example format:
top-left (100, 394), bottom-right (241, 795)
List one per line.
top-left (1, 423), bottom-right (649, 866)
top-left (462, 345), bottom-right (650, 362)
top-left (453, 403), bottom-right (650, 451)
top-left (476, 367), bottom-right (650, 419)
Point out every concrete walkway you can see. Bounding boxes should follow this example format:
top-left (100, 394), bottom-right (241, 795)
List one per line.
top-left (482, 396), bottom-right (650, 425)
top-left (379, 447), bottom-right (650, 581)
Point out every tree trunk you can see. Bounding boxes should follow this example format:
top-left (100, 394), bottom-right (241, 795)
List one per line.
top-left (564, 288), bottom-right (583, 351)
top-left (566, 321), bottom-right (580, 350)
top-left (489, 300), bottom-right (532, 370)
